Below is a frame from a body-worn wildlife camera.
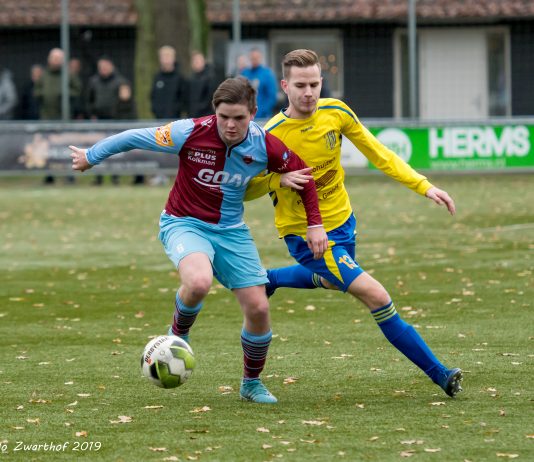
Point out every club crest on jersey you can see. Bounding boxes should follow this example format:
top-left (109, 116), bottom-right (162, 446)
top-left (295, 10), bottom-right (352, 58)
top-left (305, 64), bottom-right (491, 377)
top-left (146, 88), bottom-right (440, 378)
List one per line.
top-left (242, 154), bottom-right (254, 164)
top-left (155, 123), bottom-right (174, 147)
top-left (324, 130), bottom-right (337, 150)
top-left (282, 151), bottom-right (289, 161)
top-left (194, 168), bottom-right (252, 188)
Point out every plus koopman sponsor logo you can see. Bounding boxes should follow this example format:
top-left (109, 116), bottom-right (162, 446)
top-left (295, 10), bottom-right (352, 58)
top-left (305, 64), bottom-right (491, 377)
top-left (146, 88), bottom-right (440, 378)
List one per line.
top-left (376, 128), bottom-right (413, 162)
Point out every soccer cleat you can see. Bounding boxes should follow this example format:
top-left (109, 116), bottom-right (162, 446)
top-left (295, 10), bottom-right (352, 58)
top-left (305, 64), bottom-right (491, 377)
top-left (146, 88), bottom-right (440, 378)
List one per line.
top-left (437, 367), bottom-right (463, 397)
top-left (167, 326), bottom-right (189, 345)
top-left (240, 379), bottom-right (278, 404)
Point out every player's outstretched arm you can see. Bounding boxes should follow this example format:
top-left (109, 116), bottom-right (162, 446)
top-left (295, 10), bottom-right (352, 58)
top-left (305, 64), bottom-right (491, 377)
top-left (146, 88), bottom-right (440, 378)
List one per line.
top-left (425, 186), bottom-right (456, 215)
top-left (69, 145), bottom-right (92, 172)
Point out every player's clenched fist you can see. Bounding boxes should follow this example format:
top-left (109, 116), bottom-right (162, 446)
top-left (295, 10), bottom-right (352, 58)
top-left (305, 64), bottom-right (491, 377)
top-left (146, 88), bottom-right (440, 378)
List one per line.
top-left (69, 145), bottom-right (92, 172)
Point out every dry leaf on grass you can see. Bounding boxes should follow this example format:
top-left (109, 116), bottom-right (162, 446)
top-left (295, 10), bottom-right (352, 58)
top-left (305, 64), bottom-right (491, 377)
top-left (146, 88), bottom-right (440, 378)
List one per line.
top-left (75, 431), bottom-right (88, 437)
top-left (144, 405), bottom-right (164, 409)
top-left (109, 415), bottom-right (132, 424)
top-left (256, 427), bottom-right (270, 433)
top-left (302, 420), bottom-right (326, 426)
top-left (496, 453), bottom-right (519, 459)
top-left (148, 447), bottom-right (167, 452)
top-left (190, 406), bottom-right (211, 413)
top-left (218, 385), bottom-right (233, 394)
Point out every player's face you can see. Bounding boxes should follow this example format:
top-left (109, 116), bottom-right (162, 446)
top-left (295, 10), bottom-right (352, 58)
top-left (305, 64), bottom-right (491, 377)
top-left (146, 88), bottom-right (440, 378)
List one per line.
top-left (282, 65), bottom-right (322, 119)
top-left (215, 103), bottom-right (257, 146)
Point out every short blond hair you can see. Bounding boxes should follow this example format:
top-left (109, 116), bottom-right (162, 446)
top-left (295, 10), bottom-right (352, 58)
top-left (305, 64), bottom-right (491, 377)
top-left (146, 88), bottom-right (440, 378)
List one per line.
top-left (282, 49), bottom-right (321, 79)
top-left (158, 45), bottom-right (176, 58)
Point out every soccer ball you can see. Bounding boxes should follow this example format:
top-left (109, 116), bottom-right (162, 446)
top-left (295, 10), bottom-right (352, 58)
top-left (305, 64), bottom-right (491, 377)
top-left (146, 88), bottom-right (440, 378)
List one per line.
top-left (141, 335), bottom-right (195, 388)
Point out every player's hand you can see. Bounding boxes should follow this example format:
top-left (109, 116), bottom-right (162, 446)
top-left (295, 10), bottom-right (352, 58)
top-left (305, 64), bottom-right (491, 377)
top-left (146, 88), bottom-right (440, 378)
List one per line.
top-left (280, 167), bottom-right (313, 190)
top-left (425, 186), bottom-right (456, 215)
top-left (69, 145), bottom-right (92, 172)
top-left (306, 225), bottom-right (328, 260)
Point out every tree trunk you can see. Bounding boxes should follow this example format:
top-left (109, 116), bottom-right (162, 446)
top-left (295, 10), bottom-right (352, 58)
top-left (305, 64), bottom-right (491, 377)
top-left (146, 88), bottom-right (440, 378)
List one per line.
top-left (134, 0), bottom-right (158, 118)
top-left (153, 0), bottom-right (192, 76)
top-left (134, 0), bottom-right (210, 117)
top-left (187, 0), bottom-right (210, 57)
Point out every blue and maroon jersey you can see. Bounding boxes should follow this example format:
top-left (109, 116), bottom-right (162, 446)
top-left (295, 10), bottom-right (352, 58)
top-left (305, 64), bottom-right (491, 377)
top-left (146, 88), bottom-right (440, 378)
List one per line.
top-left (86, 116), bottom-right (322, 228)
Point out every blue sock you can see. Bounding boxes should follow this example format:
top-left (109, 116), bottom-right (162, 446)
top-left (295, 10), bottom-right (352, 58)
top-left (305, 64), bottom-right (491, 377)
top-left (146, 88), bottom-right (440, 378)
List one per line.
top-left (372, 302), bottom-right (447, 383)
top-left (268, 265), bottom-right (323, 290)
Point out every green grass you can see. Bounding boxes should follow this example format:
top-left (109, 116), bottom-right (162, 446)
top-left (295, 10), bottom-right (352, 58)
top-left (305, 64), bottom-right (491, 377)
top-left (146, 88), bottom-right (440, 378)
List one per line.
top-left (0, 174), bottom-right (533, 461)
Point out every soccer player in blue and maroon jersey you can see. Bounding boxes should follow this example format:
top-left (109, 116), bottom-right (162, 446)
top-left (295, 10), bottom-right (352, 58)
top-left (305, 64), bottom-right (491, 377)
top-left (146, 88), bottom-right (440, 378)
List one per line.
top-left (70, 77), bottom-right (328, 403)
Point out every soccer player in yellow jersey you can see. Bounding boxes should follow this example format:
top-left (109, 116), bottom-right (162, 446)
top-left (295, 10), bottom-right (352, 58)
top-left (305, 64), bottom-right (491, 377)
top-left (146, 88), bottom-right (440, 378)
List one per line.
top-left (245, 49), bottom-right (463, 397)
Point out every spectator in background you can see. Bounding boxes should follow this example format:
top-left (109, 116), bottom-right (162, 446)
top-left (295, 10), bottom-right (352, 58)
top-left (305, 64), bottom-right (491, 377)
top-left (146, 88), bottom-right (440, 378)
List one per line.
top-left (151, 45), bottom-right (186, 119)
top-left (87, 56), bottom-right (126, 185)
top-left (35, 48), bottom-right (81, 185)
top-left (188, 51), bottom-right (217, 118)
top-left (0, 67), bottom-right (17, 120)
top-left (87, 56), bottom-right (126, 120)
top-left (34, 48), bottom-right (82, 120)
top-left (230, 54), bottom-right (249, 78)
top-left (69, 57), bottom-right (86, 119)
top-left (114, 82), bottom-right (137, 120)
top-left (240, 48), bottom-right (277, 119)
top-left (20, 64), bottom-right (43, 120)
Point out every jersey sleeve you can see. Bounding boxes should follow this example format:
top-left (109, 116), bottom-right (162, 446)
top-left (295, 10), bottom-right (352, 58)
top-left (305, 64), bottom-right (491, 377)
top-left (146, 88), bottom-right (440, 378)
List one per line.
top-left (264, 133), bottom-right (322, 227)
top-left (340, 102), bottom-right (433, 195)
top-left (244, 172), bottom-right (281, 201)
top-left (86, 119), bottom-right (194, 165)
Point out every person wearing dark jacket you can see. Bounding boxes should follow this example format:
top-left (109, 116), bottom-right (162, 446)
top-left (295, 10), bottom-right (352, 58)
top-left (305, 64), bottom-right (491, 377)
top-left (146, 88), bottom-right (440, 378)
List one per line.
top-left (87, 57), bottom-right (126, 120)
top-left (87, 57), bottom-right (126, 185)
top-left (188, 51), bottom-right (217, 118)
top-left (20, 64), bottom-right (43, 119)
top-left (151, 46), bottom-right (186, 119)
top-left (34, 48), bottom-right (82, 120)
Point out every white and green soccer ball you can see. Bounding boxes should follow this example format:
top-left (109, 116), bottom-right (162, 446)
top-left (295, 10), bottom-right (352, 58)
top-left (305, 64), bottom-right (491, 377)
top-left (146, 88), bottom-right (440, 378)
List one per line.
top-left (141, 335), bottom-right (195, 388)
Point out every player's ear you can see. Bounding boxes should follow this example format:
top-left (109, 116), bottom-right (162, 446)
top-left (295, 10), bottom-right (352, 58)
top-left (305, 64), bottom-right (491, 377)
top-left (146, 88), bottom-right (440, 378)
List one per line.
top-left (281, 79), bottom-right (289, 95)
top-left (250, 106), bottom-right (258, 120)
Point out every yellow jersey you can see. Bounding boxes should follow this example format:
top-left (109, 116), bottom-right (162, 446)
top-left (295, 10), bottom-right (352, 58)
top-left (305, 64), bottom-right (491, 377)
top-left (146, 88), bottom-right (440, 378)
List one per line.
top-left (245, 98), bottom-right (432, 237)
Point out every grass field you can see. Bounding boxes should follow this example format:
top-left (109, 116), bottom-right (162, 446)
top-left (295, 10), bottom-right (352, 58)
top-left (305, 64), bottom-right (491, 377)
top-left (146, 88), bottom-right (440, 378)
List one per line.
top-left (0, 174), bottom-right (532, 461)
